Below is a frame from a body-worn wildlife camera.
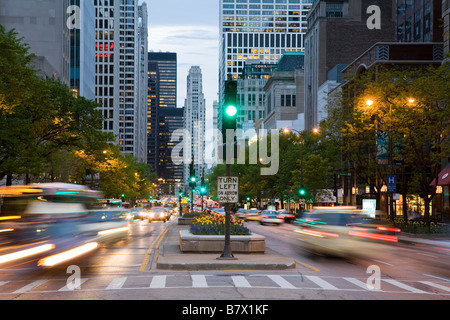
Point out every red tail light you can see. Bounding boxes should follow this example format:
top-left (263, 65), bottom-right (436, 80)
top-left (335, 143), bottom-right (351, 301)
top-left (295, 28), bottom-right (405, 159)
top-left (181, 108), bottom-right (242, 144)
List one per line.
top-left (261, 215), bottom-right (269, 219)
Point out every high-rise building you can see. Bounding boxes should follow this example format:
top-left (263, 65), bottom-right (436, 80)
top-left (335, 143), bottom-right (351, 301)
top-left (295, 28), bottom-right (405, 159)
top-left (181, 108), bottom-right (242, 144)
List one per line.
top-left (94, 0), bottom-right (148, 163)
top-left (0, 0), bottom-right (71, 84)
top-left (218, 0), bottom-right (312, 130)
top-left (158, 107), bottom-right (185, 194)
top-left (304, 0), bottom-right (396, 130)
top-left (69, 0), bottom-right (96, 100)
top-left (396, 0), bottom-right (443, 43)
top-left (184, 66), bottom-right (206, 189)
top-left (147, 52), bottom-right (177, 175)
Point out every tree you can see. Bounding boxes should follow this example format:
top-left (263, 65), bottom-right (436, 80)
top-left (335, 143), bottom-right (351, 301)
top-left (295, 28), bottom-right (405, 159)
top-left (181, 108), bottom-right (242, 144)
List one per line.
top-left (323, 64), bottom-right (450, 226)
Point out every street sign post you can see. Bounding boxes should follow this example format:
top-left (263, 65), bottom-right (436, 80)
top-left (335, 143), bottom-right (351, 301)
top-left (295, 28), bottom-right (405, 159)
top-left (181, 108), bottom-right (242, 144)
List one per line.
top-left (217, 176), bottom-right (239, 203)
top-left (217, 175), bottom-right (238, 260)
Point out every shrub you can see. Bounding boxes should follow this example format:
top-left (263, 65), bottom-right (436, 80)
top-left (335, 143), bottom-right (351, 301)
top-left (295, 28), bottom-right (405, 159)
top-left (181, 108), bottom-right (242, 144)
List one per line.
top-left (190, 214), bottom-right (251, 235)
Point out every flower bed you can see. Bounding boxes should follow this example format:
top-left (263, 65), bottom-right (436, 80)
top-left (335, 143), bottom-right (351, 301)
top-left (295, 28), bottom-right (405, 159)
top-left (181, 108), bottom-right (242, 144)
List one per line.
top-left (179, 214), bottom-right (265, 253)
top-left (190, 214), bottom-right (250, 235)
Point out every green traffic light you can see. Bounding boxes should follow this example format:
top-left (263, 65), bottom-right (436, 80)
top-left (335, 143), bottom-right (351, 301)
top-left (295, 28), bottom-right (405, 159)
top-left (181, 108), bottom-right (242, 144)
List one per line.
top-left (190, 176), bottom-right (196, 183)
top-left (225, 105), bottom-right (237, 117)
top-left (299, 188), bottom-right (306, 196)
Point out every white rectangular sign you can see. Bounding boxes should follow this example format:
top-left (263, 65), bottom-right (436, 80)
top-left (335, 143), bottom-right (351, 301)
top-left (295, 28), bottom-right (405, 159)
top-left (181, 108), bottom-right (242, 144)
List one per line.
top-left (217, 176), bottom-right (239, 203)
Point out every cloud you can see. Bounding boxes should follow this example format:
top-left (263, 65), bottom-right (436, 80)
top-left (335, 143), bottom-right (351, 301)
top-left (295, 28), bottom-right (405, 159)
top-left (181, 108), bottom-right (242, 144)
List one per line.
top-left (148, 24), bottom-right (219, 113)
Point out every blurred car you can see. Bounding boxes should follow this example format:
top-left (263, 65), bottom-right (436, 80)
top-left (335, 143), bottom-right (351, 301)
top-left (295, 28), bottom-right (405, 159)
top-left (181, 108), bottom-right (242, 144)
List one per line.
top-left (212, 207), bottom-right (226, 216)
top-left (234, 208), bottom-right (247, 218)
top-left (148, 206), bottom-right (169, 223)
top-left (259, 210), bottom-right (284, 225)
top-left (294, 209), bottom-right (399, 257)
top-left (244, 208), bottom-right (261, 221)
top-left (276, 210), bottom-right (296, 223)
top-left (130, 207), bottom-right (147, 220)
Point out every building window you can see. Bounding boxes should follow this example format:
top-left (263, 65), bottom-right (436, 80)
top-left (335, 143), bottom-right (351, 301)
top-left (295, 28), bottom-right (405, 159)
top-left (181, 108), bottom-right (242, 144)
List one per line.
top-left (326, 3), bottom-right (343, 18)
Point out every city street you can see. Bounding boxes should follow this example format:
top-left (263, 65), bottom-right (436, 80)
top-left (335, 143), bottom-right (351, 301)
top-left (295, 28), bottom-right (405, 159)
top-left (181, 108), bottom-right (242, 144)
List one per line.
top-left (0, 216), bottom-right (449, 301)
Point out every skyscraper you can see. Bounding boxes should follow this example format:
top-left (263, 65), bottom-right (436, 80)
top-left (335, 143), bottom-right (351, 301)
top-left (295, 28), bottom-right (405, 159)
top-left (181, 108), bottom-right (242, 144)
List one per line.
top-left (69, 0), bottom-right (96, 100)
top-left (304, 0), bottom-right (396, 130)
top-left (147, 52), bottom-right (177, 174)
top-left (184, 66), bottom-right (206, 189)
top-left (0, 0), bottom-right (71, 84)
top-left (218, 0), bottom-right (312, 130)
top-left (94, 0), bottom-right (148, 163)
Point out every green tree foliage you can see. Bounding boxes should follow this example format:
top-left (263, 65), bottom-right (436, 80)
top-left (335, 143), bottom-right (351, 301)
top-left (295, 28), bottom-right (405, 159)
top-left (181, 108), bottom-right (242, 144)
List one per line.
top-left (0, 26), bottom-right (155, 200)
top-left (323, 63), bottom-right (450, 225)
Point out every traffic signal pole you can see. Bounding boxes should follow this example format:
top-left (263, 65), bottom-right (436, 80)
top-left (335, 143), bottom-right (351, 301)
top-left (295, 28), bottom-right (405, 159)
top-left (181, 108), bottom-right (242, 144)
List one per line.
top-left (218, 80), bottom-right (238, 260)
top-left (218, 163), bottom-right (235, 260)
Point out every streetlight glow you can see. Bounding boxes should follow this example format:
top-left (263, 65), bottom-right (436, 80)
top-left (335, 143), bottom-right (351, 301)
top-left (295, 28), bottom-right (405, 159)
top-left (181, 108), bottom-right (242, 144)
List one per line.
top-left (366, 99), bottom-right (374, 106)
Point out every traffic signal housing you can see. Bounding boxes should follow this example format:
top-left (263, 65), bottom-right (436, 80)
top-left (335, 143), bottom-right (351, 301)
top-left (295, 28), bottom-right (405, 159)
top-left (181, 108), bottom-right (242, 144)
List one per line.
top-left (222, 80), bottom-right (238, 133)
top-left (189, 162), bottom-right (197, 188)
top-left (299, 186), bottom-right (307, 198)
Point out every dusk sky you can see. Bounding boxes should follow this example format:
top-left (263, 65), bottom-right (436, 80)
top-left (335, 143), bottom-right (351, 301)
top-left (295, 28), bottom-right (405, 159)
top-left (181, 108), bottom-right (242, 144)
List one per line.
top-left (144, 0), bottom-right (220, 117)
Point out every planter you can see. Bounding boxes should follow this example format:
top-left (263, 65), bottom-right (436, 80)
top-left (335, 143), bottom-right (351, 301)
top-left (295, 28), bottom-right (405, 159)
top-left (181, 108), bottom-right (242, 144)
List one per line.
top-left (179, 229), bottom-right (265, 253)
top-left (178, 217), bottom-right (194, 225)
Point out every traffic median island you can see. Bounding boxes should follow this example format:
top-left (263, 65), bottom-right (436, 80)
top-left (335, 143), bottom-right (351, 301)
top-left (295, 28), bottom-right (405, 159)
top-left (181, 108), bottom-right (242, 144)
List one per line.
top-left (153, 219), bottom-right (297, 271)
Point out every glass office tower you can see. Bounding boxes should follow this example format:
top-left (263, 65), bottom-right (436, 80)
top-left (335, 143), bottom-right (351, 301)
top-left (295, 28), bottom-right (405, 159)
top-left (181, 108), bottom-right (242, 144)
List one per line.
top-left (218, 0), bottom-right (312, 130)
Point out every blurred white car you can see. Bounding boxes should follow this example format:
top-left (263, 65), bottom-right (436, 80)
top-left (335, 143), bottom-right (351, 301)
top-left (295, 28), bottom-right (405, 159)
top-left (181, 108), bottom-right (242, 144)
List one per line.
top-left (294, 209), bottom-right (399, 257)
top-left (259, 210), bottom-right (284, 225)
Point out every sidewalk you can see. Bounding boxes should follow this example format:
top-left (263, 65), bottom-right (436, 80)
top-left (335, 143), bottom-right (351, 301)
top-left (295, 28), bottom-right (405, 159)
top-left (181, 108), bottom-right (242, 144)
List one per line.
top-left (398, 233), bottom-right (450, 249)
top-left (155, 219), bottom-right (297, 271)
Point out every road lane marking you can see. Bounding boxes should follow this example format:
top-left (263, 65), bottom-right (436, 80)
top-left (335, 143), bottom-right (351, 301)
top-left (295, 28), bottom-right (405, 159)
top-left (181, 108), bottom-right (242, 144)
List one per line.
top-left (13, 280), bottom-right (48, 294)
top-left (150, 275), bottom-right (166, 288)
top-left (106, 277), bottom-right (127, 290)
top-left (383, 279), bottom-right (427, 294)
top-left (191, 275), bottom-right (208, 288)
top-left (305, 276), bottom-right (338, 290)
top-left (232, 276), bottom-right (252, 288)
top-left (140, 224), bottom-right (170, 272)
top-left (419, 281), bottom-right (450, 292)
top-left (293, 258), bottom-right (320, 273)
top-left (267, 275), bottom-right (296, 289)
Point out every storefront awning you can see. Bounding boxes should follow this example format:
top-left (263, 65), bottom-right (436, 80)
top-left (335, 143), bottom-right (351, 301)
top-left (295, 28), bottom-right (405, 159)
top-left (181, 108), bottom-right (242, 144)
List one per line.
top-left (430, 167), bottom-right (450, 186)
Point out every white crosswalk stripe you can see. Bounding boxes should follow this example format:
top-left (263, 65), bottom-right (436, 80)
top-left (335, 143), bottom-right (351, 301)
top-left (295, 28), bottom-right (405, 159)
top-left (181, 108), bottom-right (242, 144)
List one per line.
top-left (232, 276), bottom-right (252, 288)
top-left (383, 279), bottom-right (428, 294)
top-left (305, 275), bottom-right (338, 290)
top-left (149, 275), bottom-right (166, 288)
top-left (191, 275), bottom-right (208, 288)
top-left (106, 277), bottom-right (127, 290)
top-left (0, 274), bottom-right (448, 295)
top-left (13, 280), bottom-right (48, 294)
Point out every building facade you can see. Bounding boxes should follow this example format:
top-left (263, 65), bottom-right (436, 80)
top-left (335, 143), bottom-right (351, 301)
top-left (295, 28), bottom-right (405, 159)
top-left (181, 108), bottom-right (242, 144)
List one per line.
top-left (69, 0), bottom-right (96, 100)
top-left (444, 0), bottom-right (450, 55)
top-left (158, 107), bottom-right (184, 194)
top-left (184, 66), bottom-right (206, 189)
top-left (218, 0), bottom-right (312, 131)
top-left (147, 52), bottom-right (177, 176)
top-left (263, 52), bottom-right (305, 131)
top-left (396, 0), bottom-right (443, 43)
top-left (93, 0), bottom-right (148, 163)
top-left (237, 61), bottom-right (277, 133)
top-left (304, 0), bottom-right (396, 130)
top-left (0, 0), bottom-right (71, 84)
